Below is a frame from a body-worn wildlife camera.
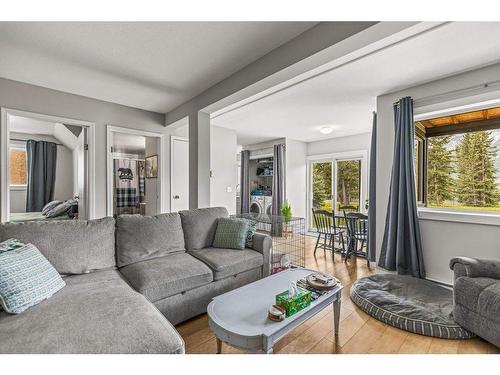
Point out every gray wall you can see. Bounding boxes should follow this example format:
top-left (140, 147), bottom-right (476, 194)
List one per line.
top-left (307, 132), bottom-right (371, 156)
top-left (9, 132), bottom-right (74, 213)
top-left (376, 62), bottom-right (500, 284)
top-left (0, 78), bottom-right (166, 218)
top-left (210, 125), bottom-right (237, 214)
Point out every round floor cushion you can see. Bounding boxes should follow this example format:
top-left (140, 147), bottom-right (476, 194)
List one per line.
top-left (350, 274), bottom-right (474, 339)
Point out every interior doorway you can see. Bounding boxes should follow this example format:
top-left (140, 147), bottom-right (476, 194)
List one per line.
top-left (106, 126), bottom-right (165, 217)
top-left (0, 108), bottom-right (95, 223)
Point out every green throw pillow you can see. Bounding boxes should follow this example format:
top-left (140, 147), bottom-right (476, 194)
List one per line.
top-left (213, 218), bottom-right (250, 250)
top-left (245, 220), bottom-right (257, 248)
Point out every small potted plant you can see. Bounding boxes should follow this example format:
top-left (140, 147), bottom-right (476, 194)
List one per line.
top-left (281, 200), bottom-right (293, 237)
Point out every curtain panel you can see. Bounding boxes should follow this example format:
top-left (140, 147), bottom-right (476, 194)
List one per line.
top-left (378, 97), bottom-right (426, 278)
top-left (367, 111), bottom-right (377, 263)
top-left (240, 150), bottom-right (250, 214)
top-left (26, 140), bottom-right (58, 212)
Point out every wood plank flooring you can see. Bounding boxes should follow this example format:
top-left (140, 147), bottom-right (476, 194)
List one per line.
top-left (176, 236), bottom-right (500, 354)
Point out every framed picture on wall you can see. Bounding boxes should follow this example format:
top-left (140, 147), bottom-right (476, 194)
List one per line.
top-left (145, 155), bottom-right (158, 178)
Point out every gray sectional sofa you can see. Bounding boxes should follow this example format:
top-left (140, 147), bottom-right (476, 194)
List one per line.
top-left (0, 207), bottom-right (272, 354)
top-left (450, 257), bottom-right (500, 347)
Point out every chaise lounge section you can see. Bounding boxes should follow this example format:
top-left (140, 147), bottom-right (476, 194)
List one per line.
top-left (0, 207), bottom-right (272, 353)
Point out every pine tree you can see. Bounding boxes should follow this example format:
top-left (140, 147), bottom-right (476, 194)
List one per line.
top-left (312, 163), bottom-right (332, 209)
top-left (456, 131), bottom-right (499, 207)
top-left (427, 136), bottom-right (454, 206)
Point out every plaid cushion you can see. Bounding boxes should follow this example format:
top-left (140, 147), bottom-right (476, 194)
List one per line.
top-left (245, 220), bottom-right (257, 248)
top-left (212, 218), bottom-right (250, 250)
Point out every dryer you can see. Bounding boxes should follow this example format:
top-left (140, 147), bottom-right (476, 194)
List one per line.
top-left (264, 196), bottom-right (273, 216)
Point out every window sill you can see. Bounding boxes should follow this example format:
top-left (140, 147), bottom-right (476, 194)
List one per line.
top-left (9, 185), bottom-right (27, 191)
top-left (418, 207), bottom-right (500, 226)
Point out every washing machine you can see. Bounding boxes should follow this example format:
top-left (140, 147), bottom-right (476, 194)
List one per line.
top-left (264, 196), bottom-right (273, 216)
top-left (250, 195), bottom-right (265, 215)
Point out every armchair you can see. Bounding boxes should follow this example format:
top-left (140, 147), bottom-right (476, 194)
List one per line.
top-left (450, 257), bottom-right (500, 347)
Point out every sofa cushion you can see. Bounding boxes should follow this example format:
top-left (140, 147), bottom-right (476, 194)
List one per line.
top-left (0, 243), bottom-right (65, 314)
top-left (179, 207), bottom-right (229, 250)
top-left (116, 213), bottom-right (186, 267)
top-left (0, 270), bottom-right (184, 353)
top-left (212, 217), bottom-right (250, 250)
top-left (120, 253), bottom-right (213, 302)
top-left (477, 280), bottom-right (500, 324)
top-left (0, 217), bottom-right (115, 275)
top-left (454, 276), bottom-right (498, 308)
top-left (189, 247), bottom-right (263, 280)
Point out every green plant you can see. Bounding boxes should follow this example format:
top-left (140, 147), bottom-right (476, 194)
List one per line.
top-left (281, 200), bottom-right (292, 223)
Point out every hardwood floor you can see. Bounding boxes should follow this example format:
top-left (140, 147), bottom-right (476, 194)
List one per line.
top-left (176, 236), bottom-right (500, 354)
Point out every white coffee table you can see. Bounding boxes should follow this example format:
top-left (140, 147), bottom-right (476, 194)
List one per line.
top-left (207, 268), bottom-right (342, 354)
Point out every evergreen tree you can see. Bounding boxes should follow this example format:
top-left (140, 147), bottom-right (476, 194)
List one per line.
top-left (456, 131), bottom-right (499, 206)
top-left (312, 163), bottom-right (332, 209)
top-left (427, 136), bottom-right (454, 206)
top-left (337, 160), bottom-right (360, 209)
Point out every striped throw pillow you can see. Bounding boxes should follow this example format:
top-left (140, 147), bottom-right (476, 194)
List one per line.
top-left (212, 218), bottom-right (250, 250)
top-left (0, 243), bottom-right (65, 314)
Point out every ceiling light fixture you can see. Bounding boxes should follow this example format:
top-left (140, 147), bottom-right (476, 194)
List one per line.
top-left (319, 126), bottom-right (333, 135)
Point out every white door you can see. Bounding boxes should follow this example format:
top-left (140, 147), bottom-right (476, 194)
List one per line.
top-left (171, 137), bottom-right (189, 212)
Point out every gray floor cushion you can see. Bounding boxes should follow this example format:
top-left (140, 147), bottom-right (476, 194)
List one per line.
top-left (119, 253), bottom-right (213, 302)
top-left (0, 270), bottom-right (184, 354)
top-left (350, 274), bottom-right (474, 339)
top-left (189, 247), bottom-right (263, 280)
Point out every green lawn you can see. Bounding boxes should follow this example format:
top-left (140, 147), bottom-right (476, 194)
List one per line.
top-left (427, 204), bottom-right (500, 212)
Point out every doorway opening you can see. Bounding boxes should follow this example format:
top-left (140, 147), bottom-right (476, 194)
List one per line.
top-left (106, 126), bottom-right (165, 217)
top-left (1, 108), bottom-right (95, 223)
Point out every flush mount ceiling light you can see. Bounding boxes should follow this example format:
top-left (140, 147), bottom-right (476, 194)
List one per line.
top-left (319, 126), bottom-right (334, 135)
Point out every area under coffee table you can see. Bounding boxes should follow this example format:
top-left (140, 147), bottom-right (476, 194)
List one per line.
top-left (207, 268), bottom-right (342, 354)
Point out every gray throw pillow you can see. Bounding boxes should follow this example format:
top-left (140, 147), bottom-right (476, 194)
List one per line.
top-left (245, 220), bottom-right (257, 248)
top-left (212, 218), bottom-right (250, 250)
top-left (45, 200), bottom-right (72, 218)
top-left (0, 243), bottom-right (65, 314)
top-left (41, 200), bottom-right (62, 215)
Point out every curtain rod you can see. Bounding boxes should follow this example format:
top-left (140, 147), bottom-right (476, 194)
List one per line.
top-left (393, 80), bottom-right (500, 107)
top-left (10, 138), bottom-right (64, 146)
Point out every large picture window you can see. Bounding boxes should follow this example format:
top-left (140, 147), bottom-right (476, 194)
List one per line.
top-left (415, 106), bottom-right (500, 212)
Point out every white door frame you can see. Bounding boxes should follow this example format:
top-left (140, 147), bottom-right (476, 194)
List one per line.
top-left (306, 149), bottom-right (368, 231)
top-left (0, 108), bottom-right (96, 223)
top-left (106, 125), bottom-right (166, 216)
top-left (170, 136), bottom-right (189, 212)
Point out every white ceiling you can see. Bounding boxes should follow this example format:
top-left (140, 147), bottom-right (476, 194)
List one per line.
top-left (0, 22), bottom-right (316, 113)
top-left (212, 22), bottom-right (500, 146)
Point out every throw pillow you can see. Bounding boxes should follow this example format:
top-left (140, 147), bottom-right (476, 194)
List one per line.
top-left (0, 238), bottom-right (25, 253)
top-left (212, 218), bottom-right (250, 250)
top-left (0, 243), bottom-right (65, 314)
top-left (245, 220), bottom-right (257, 248)
top-left (45, 200), bottom-right (72, 218)
top-left (41, 200), bottom-right (62, 215)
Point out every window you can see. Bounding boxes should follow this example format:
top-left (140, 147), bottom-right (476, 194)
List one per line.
top-left (9, 142), bottom-right (27, 188)
top-left (415, 106), bottom-right (500, 213)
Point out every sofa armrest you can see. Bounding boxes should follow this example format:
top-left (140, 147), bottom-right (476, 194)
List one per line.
top-left (251, 232), bottom-right (272, 277)
top-left (450, 257), bottom-right (500, 280)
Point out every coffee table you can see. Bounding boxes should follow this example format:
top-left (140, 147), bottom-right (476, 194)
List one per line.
top-left (207, 268), bottom-right (342, 354)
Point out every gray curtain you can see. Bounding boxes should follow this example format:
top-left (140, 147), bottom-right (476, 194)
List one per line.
top-left (26, 140), bottom-right (58, 212)
top-left (240, 150), bottom-right (250, 214)
top-left (272, 144), bottom-right (285, 236)
top-left (367, 112), bottom-right (377, 263)
top-left (378, 97), bottom-right (426, 278)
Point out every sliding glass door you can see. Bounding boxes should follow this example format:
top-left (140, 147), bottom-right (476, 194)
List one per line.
top-left (309, 155), bottom-right (364, 231)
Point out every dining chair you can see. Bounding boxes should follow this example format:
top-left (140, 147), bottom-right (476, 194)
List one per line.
top-left (312, 209), bottom-right (345, 258)
top-left (343, 211), bottom-right (368, 263)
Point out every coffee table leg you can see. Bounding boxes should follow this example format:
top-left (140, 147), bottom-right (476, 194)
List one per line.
top-left (216, 338), bottom-right (222, 354)
top-left (333, 299), bottom-right (341, 336)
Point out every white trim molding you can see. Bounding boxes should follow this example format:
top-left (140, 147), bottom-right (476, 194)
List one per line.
top-left (1, 108), bottom-right (96, 222)
top-left (106, 125), bottom-right (166, 217)
top-left (418, 207), bottom-right (500, 226)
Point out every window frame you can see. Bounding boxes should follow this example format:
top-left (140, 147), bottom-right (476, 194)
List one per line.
top-left (8, 140), bottom-right (27, 190)
top-left (414, 105), bottom-right (500, 225)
